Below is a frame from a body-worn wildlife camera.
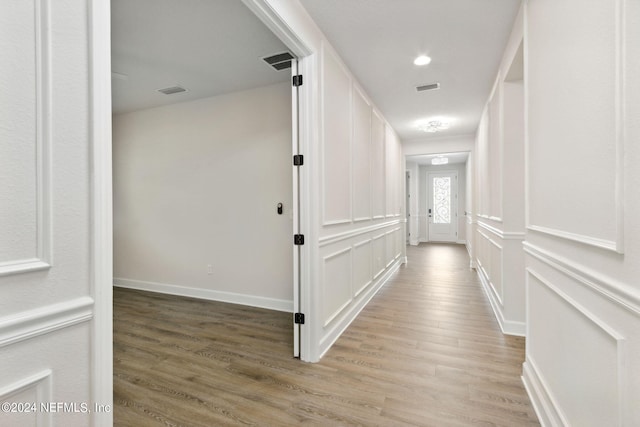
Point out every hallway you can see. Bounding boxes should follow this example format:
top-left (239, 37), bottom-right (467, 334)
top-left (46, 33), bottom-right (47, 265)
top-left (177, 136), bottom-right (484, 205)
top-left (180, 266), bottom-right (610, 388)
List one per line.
top-left (113, 244), bottom-right (539, 426)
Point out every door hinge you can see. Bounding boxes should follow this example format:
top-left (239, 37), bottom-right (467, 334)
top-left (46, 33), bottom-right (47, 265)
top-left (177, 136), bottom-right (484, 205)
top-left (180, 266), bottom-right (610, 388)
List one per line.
top-left (294, 234), bottom-right (305, 245)
top-left (293, 154), bottom-right (304, 166)
top-left (293, 75), bottom-right (303, 87)
top-left (294, 313), bottom-right (305, 324)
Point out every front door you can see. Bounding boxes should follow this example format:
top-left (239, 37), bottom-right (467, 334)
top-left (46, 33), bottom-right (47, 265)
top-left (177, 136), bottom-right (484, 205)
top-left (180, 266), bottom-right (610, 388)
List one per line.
top-left (427, 171), bottom-right (458, 242)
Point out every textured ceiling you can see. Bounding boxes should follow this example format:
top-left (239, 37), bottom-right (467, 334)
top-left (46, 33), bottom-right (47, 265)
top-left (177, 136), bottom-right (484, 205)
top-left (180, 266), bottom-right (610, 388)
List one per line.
top-left (298, 0), bottom-right (521, 141)
top-left (111, 0), bottom-right (291, 114)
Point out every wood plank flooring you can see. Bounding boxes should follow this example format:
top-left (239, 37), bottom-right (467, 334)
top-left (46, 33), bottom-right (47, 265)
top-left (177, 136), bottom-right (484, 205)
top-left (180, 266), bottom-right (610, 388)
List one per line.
top-left (114, 243), bottom-right (540, 426)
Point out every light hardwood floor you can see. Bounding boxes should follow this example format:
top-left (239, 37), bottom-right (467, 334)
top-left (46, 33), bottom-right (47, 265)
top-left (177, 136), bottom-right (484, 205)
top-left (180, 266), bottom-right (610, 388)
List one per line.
top-left (114, 243), bottom-right (540, 426)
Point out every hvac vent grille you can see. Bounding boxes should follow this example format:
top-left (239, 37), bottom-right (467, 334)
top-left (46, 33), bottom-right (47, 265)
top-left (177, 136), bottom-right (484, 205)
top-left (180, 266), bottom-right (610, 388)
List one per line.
top-left (416, 83), bottom-right (440, 92)
top-left (158, 86), bottom-right (187, 95)
top-left (262, 52), bottom-right (294, 71)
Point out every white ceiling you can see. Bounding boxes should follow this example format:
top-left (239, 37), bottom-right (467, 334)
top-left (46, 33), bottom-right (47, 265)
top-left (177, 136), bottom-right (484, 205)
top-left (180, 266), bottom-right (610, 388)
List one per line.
top-left (298, 0), bottom-right (521, 141)
top-left (407, 152), bottom-right (469, 166)
top-left (111, 0), bottom-right (291, 114)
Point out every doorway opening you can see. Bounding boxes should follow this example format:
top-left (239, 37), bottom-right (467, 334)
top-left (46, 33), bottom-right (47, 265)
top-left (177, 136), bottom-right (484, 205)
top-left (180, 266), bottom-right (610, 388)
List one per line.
top-left (110, 0), bottom-right (306, 362)
top-left (404, 152), bottom-right (469, 245)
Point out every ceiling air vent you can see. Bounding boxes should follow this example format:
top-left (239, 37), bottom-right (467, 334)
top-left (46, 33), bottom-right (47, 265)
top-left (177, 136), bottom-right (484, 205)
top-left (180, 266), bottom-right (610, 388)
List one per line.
top-left (262, 52), bottom-right (294, 71)
top-left (416, 83), bottom-right (440, 92)
top-left (158, 86), bottom-right (187, 95)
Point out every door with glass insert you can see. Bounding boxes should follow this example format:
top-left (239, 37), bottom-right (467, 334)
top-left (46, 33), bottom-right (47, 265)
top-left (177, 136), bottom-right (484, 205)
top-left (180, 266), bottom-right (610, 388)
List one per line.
top-left (427, 171), bottom-right (458, 242)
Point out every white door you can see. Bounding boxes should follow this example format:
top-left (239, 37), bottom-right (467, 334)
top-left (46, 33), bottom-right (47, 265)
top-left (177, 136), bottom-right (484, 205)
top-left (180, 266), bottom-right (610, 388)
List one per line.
top-left (0, 2), bottom-right (111, 426)
top-left (406, 171), bottom-right (411, 243)
top-left (427, 172), bottom-right (458, 242)
top-left (291, 59), bottom-right (302, 358)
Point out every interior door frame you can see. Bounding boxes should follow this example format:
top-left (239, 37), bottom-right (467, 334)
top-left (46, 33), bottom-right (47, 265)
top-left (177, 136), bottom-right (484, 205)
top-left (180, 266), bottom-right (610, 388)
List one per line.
top-left (427, 170), bottom-right (459, 242)
top-left (91, 4), bottom-right (316, 409)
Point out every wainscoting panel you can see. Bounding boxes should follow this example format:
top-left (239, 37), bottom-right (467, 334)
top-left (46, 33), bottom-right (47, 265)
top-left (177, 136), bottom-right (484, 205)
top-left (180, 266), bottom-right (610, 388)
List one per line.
top-left (352, 239), bottom-right (373, 297)
top-left (526, 269), bottom-right (625, 427)
top-left (321, 45), bottom-right (352, 225)
top-left (322, 248), bottom-right (353, 326)
top-left (0, 0), bottom-right (51, 276)
top-left (526, 0), bottom-right (624, 252)
top-left (371, 111), bottom-right (385, 219)
top-left (352, 86), bottom-right (372, 222)
top-left (372, 233), bottom-right (386, 279)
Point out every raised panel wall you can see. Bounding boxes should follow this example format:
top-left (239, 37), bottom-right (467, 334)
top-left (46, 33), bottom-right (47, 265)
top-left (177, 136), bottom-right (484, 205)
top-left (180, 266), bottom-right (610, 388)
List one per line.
top-left (371, 111), bottom-right (386, 218)
top-left (527, 0), bottom-right (622, 250)
top-left (0, 0), bottom-right (51, 275)
top-left (322, 47), bottom-right (352, 225)
top-left (352, 87), bottom-right (372, 221)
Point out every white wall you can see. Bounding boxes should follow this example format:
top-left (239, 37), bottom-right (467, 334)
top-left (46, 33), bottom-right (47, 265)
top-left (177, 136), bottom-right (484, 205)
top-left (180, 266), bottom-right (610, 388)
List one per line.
top-left (113, 82), bottom-right (293, 311)
top-left (0, 0), bottom-right (101, 425)
top-left (472, 4), bottom-right (526, 337)
top-left (314, 43), bottom-right (406, 360)
top-left (417, 163), bottom-right (467, 244)
top-left (521, 0), bottom-right (640, 425)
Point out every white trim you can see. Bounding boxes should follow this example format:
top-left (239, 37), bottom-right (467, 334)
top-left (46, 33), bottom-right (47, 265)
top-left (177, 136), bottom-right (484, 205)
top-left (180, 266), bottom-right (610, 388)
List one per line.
top-left (523, 241), bottom-right (640, 316)
top-left (0, 259), bottom-right (51, 277)
top-left (240, 0), bottom-right (313, 58)
top-left (476, 261), bottom-right (526, 336)
top-left (522, 358), bottom-right (569, 427)
top-left (89, 0), bottom-right (113, 423)
top-left (0, 369), bottom-right (52, 427)
top-left (114, 278), bottom-right (294, 313)
top-left (353, 238), bottom-right (373, 298)
top-left (0, 297), bottom-right (94, 348)
top-left (318, 218), bottom-right (404, 247)
top-left (527, 225), bottom-right (618, 253)
top-left (526, 268), bottom-right (628, 426)
top-left (477, 221), bottom-right (525, 240)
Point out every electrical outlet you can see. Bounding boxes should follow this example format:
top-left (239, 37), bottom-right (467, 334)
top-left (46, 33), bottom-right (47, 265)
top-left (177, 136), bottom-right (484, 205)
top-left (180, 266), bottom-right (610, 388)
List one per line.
top-left (207, 264), bottom-right (213, 275)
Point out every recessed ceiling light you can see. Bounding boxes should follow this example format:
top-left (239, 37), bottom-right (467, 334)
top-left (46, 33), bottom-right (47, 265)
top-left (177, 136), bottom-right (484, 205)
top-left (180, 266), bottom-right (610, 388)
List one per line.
top-left (414, 55), bottom-right (432, 66)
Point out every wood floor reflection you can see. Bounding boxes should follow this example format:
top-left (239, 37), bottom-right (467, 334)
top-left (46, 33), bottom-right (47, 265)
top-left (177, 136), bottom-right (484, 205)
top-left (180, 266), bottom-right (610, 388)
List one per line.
top-left (113, 243), bottom-right (539, 426)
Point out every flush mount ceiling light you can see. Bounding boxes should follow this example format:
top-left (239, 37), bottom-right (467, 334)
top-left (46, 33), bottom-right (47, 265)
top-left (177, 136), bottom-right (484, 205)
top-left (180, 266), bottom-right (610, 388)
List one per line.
top-left (432, 156), bottom-right (449, 165)
top-left (417, 120), bottom-right (450, 133)
top-left (413, 55), bottom-right (432, 66)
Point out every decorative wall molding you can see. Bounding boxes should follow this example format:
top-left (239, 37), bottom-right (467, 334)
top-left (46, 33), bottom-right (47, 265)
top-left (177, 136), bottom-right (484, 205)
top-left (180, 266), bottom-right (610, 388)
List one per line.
top-left (353, 238), bottom-right (373, 297)
top-left (322, 247), bottom-right (353, 326)
top-left (0, 369), bottom-right (52, 426)
top-left (523, 242), bottom-right (640, 316)
top-left (527, 267), bottom-right (628, 424)
top-left (527, 225), bottom-right (618, 253)
top-left (525, 0), bottom-right (625, 255)
top-left (0, 297), bottom-right (94, 348)
top-left (0, 0), bottom-right (52, 277)
top-left (319, 219), bottom-right (404, 247)
top-left (318, 257), bottom-right (403, 358)
top-left (522, 358), bottom-right (569, 427)
top-left (114, 278), bottom-right (293, 313)
top-left (477, 221), bottom-right (525, 240)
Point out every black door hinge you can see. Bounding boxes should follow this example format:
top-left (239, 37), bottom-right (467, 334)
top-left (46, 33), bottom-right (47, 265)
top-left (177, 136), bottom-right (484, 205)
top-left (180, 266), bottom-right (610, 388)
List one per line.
top-left (293, 75), bottom-right (303, 87)
top-left (294, 313), bottom-right (305, 324)
top-left (294, 234), bottom-right (305, 245)
top-left (293, 154), bottom-right (304, 166)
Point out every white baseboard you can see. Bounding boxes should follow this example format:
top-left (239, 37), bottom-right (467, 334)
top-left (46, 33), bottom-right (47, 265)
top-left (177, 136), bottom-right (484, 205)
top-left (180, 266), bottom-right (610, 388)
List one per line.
top-left (113, 278), bottom-right (293, 313)
top-left (476, 265), bottom-right (526, 336)
top-left (456, 239), bottom-right (467, 245)
top-left (522, 358), bottom-right (568, 427)
top-left (409, 239), bottom-right (419, 246)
